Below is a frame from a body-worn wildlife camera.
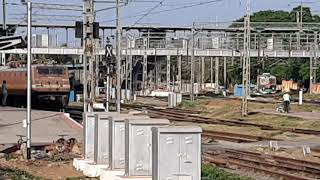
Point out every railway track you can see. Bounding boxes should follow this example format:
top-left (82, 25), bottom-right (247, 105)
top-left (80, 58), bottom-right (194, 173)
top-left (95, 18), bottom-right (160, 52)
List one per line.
top-left (203, 149), bottom-right (320, 180)
top-left (123, 104), bottom-right (320, 136)
top-left (202, 130), bottom-right (278, 143)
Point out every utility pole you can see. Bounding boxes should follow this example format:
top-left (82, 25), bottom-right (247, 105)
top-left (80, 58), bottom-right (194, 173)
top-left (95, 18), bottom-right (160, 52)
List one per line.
top-left (125, 48), bottom-right (128, 102)
top-left (201, 57), bottom-right (205, 90)
top-left (26, 0), bottom-right (32, 160)
top-left (129, 43), bottom-right (133, 101)
top-left (224, 56), bottom-right (227, 89)
top-left (143, 39), bottom-right (147, 94)
top-left (310, 31), bottom-right (318, 94)
top-left (83, 0), bottom-right (95, 113)
top-left (242, 0), bottom-right (250, 116)
top-left (2, 0), bottom-right (6, 35)
top-left (190, 23), bottom-right (195, 102)
top-left (210, 57), bottom-right (213, 87)
top-left (116, 0), bottom-right (121, 112)
top-left (300, 2), bottom-right (303, 30)
top-left (154, 48), bottom-right (158, 89)
top-left (166, 55), bottom-right (171, 91)
top-left (215, 57), bottom-right (219, 94)
top-left (177, 48), bottom-right (182, 92)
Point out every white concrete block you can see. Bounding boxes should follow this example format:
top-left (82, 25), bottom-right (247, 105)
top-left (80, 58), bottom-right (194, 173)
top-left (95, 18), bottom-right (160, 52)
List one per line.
top-left (73, 158), bottom-right (93, 171)
top-left (150, 91), bottom-right (170, 97)
top-left (114, 176), bottom-right (152, 180)
top-left (100, 169), bottom-right (125, 180)
top-left (93, 103), bottom-right (105, 110)
top-left (82, 163), bottom-right (109, 177)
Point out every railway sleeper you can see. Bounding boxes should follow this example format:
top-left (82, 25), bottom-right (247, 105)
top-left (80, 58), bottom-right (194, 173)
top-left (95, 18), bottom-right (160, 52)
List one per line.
top-left (227, 159), bottom-right (316, 180)
top-left (226, 149), bottom-right (320, 170)
top-left (202, 133), bottom-right (257, 143)
top-left (227, 155), bottom-right (320, 176)
top-left (203, 154), bottom-right (315, 180)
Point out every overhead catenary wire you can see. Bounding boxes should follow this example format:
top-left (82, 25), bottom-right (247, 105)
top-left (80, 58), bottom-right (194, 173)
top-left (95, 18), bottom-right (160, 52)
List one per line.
top-left (95, 0), bottom-right (161, 13)
top-left (9, 17), bottom-right (82, 22)
top-left (6, 2), bottom-right (83, 11)
top-left (10, 13), bottom-right (82, 18)
top-left (131, 0), bottom-right (166, 27)
top-left (101, 0), bottom-right (225, 23)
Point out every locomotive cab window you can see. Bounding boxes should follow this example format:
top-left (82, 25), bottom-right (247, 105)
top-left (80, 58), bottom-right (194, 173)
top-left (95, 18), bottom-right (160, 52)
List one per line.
top-left (51, 68), bottom-right (64, 75)
top-left (38, 67), bottom-right (50, 75)
top-left (37, 67), bottom-right (65, 76)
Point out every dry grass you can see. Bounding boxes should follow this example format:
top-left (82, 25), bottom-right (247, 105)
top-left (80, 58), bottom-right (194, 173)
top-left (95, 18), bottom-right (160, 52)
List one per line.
top-left (182, 98), bottom-right (320, 130)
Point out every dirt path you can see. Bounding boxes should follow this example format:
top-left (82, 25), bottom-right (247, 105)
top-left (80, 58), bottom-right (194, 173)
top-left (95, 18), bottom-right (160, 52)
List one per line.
top-left (0, 158), bottom-right (84, 180)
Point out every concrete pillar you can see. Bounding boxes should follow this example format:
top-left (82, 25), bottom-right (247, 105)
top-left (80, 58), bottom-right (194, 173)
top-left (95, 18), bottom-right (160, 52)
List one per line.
top-left (307, 34), bottom-right (309, 51)
top-left (231, 50), bottom-right (234, 66)
top-left (224, 56), bottom-right (227, 89)
top-left (236, 33), bottom-right (239, 50)
top-left (201, 56), bottom-right (205, 89)
top-left (198, 57), bottom-right (201, 90)
top-left (1, 52), bottom-right (5, 66)
top-left (215, 57), bottom-right (219, 94)
top-left (155, 55), bottom-right (160, 89)
top-left (310, 57), bottom-right (315, 94)
top-left (166, 55), bottom-right (170, 91)
top-left (142, 54), bottom-right (147, 95)
top-left (299, 90), bottom-right (303, 105)
top-left (65, 28), bottom-right (68, 47)
top-left (296, 32), bottom-right (301, 50)
top-left (178, 54), bottom-right (182, 92)
top-left (289, 33), bottom-right (292, 50)
top-left (272, 33), bottom-right (275, 50)
top-left (128, 54), bottom-right (133, 101)
top-left (153, 50), bottom-right (157, 90)
top-left (210, 57), bottom-right (213, 87)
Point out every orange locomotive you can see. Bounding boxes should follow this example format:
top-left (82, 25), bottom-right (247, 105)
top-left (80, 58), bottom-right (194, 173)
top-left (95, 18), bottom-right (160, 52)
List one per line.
top-left (0, 64), bottom-right (70, 108)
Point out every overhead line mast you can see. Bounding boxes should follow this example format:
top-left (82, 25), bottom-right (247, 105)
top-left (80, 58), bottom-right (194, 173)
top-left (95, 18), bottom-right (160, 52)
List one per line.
top-left (242, 0), bottom-right (250, 116)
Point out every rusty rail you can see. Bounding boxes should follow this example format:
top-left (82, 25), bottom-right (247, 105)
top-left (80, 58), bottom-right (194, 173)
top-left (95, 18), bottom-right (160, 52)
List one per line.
top-left (203, 149), bottom-right (320, 180)
top-left (123, 104), bottom-right (320, 136)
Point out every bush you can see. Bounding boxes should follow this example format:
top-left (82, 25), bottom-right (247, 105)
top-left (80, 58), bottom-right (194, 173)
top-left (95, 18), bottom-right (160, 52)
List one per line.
top-left (179, 100), bottom-right (197, 108)
top-left (202, 164), bottom-right (251, 180)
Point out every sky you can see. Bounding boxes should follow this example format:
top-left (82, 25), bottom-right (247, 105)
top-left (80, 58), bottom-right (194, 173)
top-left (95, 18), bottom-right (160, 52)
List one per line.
top-left (2, 0), bottom-right (320, 46)
top-left (2, 0), bottom-right (320, 27)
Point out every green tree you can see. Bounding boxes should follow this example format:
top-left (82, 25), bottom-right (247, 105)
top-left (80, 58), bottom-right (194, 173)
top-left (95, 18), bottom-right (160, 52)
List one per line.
top-left (229, 5), bottom-right (319, 88)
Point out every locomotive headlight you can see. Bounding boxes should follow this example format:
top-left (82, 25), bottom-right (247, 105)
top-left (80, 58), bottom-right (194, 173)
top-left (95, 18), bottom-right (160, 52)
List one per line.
top-left (50, 96), bottom-right (56, 101)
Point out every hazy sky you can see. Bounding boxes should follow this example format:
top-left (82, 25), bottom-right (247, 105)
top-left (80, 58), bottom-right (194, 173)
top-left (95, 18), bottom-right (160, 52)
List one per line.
top-left (3, 0), bottom-right (320, 27)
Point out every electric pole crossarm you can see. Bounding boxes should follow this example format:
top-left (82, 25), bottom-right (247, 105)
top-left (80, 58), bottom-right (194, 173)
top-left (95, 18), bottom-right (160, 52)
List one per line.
top-left (30, 3), bottom-right (83, 11)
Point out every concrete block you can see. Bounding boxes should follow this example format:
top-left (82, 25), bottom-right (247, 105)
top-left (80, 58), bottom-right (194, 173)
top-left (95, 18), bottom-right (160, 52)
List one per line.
top-left (100, 169), bottom-right (125, 180)
top-left (114, 176), bottom-right (152, 180)
top-left (82, 163), bottom-right (109, 177)
top-left (176, 93), bottom-right (182, 104)
top-left (302, 146), bottom-right (311, 156)
top-left (73, 158), bottom-right (93, 171)
top-left (93, 103), bottom-right (105, 110)
top-left (269, 141), bottom-right (279, 151)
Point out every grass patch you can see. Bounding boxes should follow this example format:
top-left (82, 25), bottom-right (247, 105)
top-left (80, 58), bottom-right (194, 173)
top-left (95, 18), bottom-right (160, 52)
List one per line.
top-left (179, 100), bottom-right (200, 108)
top-left (0, 168), bottom-right (45, 180)
top-left (245, 114), bottom-right (301, 127)
top-left (179, 101), bottom-right (197, 109)
top-left (202, 164), bottom-right (251, 180)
